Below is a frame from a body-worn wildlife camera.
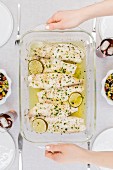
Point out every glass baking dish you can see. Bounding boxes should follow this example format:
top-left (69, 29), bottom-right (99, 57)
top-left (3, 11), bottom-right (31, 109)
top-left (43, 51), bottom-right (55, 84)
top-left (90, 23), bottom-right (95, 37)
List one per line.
top-left (19, 29), bottom-right (96, 144)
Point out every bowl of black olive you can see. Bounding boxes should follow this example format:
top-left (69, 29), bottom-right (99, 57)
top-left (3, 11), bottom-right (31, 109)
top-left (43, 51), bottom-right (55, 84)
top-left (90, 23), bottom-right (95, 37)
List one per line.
top-left (101, 70), bottom-right (113, 105)
top-left (0, 69), bottom-right (11, 105)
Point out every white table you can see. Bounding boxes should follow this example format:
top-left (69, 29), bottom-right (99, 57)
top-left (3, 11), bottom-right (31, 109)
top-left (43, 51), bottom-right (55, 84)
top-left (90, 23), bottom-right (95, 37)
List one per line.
top-left (0, 0), bottom-right (113, 170)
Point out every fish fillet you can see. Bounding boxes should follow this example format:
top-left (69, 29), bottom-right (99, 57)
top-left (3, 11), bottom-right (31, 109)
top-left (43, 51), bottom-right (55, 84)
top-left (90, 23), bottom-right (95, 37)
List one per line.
top-left (29, 102), bottom-right (78, 117)
top-left (30, 116), bottom-right (86, 133)
top-left (30, 43), bottom-right (85, 63)
top-left (40, 58), bottom-right (77, 74)
top-left (46, 116), bottom-right (86, 133)
top-left (28, 73), bottom-right (83, 89)
top-left (38, 85), bottom-right (84, 103)
top-left (52, 43), bottom-right (85, 63)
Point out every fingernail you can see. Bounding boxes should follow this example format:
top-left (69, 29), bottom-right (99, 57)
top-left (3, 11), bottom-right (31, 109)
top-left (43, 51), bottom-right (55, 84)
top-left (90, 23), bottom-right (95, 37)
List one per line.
top-left (46, 145), bottom-right (51, 150)
top-left (46, 25), bottom-right (50, 30)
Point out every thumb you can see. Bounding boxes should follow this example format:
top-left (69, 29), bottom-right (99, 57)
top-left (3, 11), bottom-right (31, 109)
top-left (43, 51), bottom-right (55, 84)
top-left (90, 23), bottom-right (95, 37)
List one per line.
top-left (46, 144), bottom-right (62, 152)
top-left (46, 22), bottom-right (62, 30)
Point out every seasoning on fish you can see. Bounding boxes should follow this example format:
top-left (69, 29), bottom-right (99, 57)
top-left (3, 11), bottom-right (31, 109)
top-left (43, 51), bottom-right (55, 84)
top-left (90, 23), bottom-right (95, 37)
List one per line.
top-left (30, 43), bottom-right (85, 63)
top-left (29, 102), bottom-right (78, 118)
top-left (52, 43), bottom-right (85, 63)
top-left (28, 73), bottom-right (83, 89)
top-left (30, 116), bottom-right (86, 134)
top-left (40, 58), bottom-right (77, 74)
top-left (38, 85), bottom-right (84, 103)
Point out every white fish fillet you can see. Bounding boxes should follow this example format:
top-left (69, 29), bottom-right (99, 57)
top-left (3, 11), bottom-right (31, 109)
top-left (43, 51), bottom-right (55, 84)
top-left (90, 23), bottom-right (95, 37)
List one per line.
top-left (28, 73), bottom-right (83, 89)
top-left (30, 116), bottom-right (86, 133)
top-left (52, 43), bottom-right (85, 63)
top-left (40, 58), bottom-right (76, 74)
top-left (38, 85), bottom-right (84, 103)
top-left (29, 102), bottom-right (78, 117)
top-left (46, 116), bottom-right (86, 133)
top-left (30, 43), bottom-right (85, 63)
top-left (29, 43), bottom-right (53, 58)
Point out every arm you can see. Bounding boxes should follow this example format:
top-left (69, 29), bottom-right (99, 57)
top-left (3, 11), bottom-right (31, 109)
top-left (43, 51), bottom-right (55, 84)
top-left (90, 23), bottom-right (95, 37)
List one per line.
top-left (46, 0), bottom-right (113, 30)
top-left (45, 144), bottom-right (113, 169)
top-left (88, 151), bottom-right (113, 169)
top-left (82, 0), bottom-right (113, 19)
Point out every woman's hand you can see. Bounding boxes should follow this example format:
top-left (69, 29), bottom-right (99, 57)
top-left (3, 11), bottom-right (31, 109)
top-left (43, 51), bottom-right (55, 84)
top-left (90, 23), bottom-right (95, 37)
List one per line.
top-left (45, 144), bottom-right (89, 164)
top-left (46, 0), bottom-right (113, 30)
top-left (45, 143), bottom-right (113, 169)
top-left (46, 10), bottom-right (87, 30)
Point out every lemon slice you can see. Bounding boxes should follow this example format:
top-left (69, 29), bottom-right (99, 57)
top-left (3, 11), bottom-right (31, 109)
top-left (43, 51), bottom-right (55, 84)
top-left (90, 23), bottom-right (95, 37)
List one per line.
top-left (32, 118), bottom-right (48, 133)
top-left (68, 92), bottom-right (83, 108)
top-left (28, 59), bottom-right (44, 74)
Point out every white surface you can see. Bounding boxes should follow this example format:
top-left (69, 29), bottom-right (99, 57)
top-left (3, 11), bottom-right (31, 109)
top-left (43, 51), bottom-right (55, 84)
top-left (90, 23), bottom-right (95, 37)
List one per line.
top-left (101, 70), bottom-right (113, 105)
top-left (0, 69), bottom-right (12, 105)
top-left (0, 128), bottom-right (15, 170)
top-left (0, 0), bottom-right (113, 170)
top-left (0, 1), bottom-right (13, 47)
top-left (99, 16), bottom-right (113, 40)
top-left (92, 128), bottom-right (113, 170)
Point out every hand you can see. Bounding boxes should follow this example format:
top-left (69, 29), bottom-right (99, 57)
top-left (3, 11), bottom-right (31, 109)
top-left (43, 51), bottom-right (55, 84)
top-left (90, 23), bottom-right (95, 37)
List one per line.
top-left (46, 0), bottom-right (113, 30)
top-left (45, 144), bottom-right (113, 169)
top-left (45, 143), bottom-right (89, 164)
top-left (46, 10), bottom-right (87, 30)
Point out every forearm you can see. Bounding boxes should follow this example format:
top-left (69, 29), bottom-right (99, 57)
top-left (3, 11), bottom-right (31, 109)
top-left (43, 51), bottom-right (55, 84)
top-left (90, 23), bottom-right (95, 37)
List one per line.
top-left (79, 0), bottom-right (113, 21)
top-left (83, 151), bottom-right (113, 169)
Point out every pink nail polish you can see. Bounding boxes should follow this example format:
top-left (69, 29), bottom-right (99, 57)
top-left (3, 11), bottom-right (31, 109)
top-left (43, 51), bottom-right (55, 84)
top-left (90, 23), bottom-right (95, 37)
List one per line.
top-left (46, 146), bottom-right (51, 150)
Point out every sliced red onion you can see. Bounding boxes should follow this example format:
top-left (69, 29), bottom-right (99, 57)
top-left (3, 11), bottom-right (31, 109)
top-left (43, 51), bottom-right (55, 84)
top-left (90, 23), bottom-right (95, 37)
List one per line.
top-left (100, 41), bottom-right (110, 51)
top-left (107, 47), bottom-right (113, 55)
top-left (0, 117), bottom-right (8, 128)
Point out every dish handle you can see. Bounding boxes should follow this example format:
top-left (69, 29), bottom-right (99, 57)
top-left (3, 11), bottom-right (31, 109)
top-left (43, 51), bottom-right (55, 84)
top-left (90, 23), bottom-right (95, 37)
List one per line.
top-left (31, 24), bottom-right (48, 31)
top-left (31, 24), bottom-right (87, 32)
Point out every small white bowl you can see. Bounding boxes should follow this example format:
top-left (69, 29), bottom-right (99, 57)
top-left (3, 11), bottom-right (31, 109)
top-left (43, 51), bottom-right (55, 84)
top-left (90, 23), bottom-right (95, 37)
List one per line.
top-left (0, 69), bottom-right (11, 105)
top-left (101, 70), bottom-right (113, 105)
